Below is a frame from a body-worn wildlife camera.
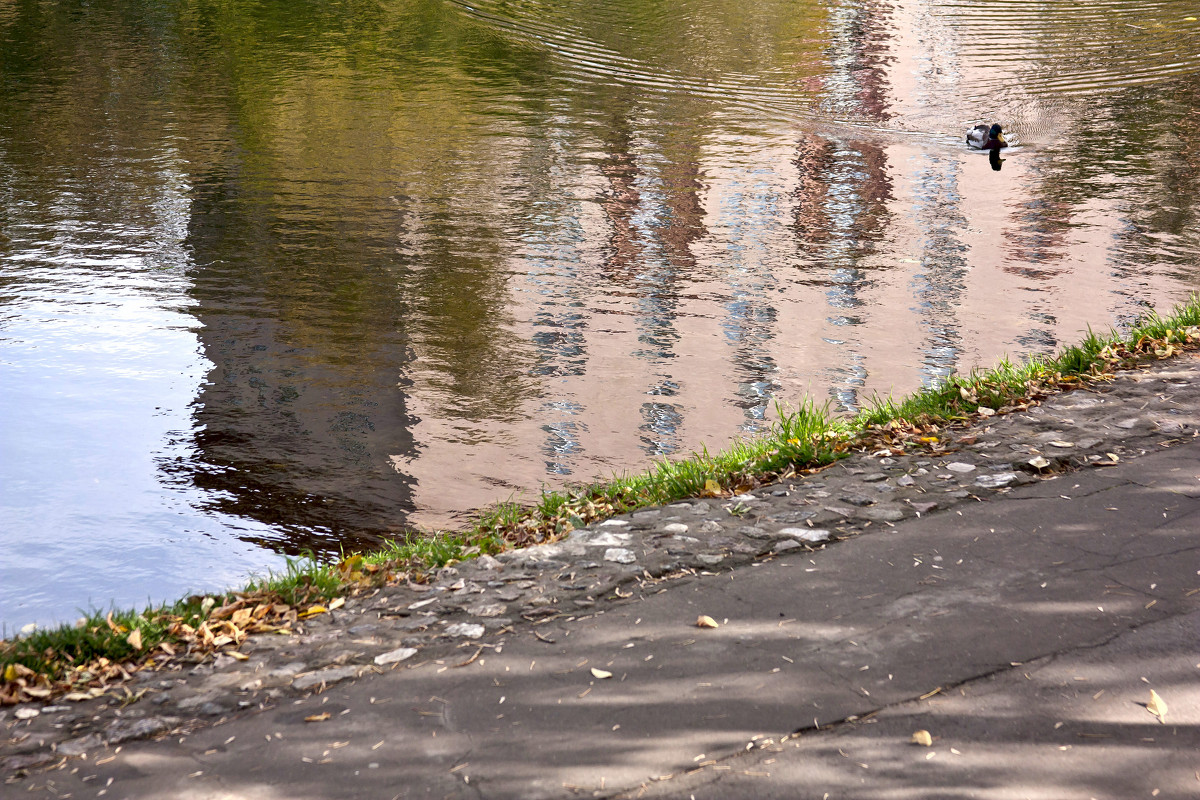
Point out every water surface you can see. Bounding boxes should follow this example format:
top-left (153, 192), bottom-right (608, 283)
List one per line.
top-left (3, 0), bottom-right (1199, 626)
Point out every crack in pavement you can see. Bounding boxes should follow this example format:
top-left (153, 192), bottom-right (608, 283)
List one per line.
top-left (605, 600), bottom-right (1200, 800)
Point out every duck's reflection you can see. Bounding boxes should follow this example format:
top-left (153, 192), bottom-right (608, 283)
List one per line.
top-left (990, 148), bottom-right (1004, 171)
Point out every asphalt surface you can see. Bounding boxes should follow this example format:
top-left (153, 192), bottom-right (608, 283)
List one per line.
top-left (11, 431), bottom-right (1198, 799)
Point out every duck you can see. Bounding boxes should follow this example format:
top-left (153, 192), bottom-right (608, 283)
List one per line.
top-left (967, 123), bottom-right (1007, 151)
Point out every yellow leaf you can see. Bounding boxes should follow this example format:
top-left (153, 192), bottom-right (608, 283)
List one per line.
top-left (696, 615), bottom-right (719, 629)
top-left (126, 628), bottom-right (143, 651)
top-left (911, 730), bottom-right (933, 746)
top-left (305, 712), bottom-right (332, 722)
top-left (3, 664), bottom-right (16, 682)
top-left (337, 555), bottom-right (364, 574)
top-left (228, 651), bottom-right (249, 661)
top-left (328, 597), bottom-right (346, 611)
top-left (299, 605), bottom-right (328, 618)
top-left (590, 668), bottom-right (612, 679)
top-left (703, 479), bottom-right (722, 497)
top-left (1147, 689), bottom-right (1167, 722)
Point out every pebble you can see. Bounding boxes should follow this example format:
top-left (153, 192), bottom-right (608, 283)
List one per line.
top-left (444, 623), bottom-right (486, 639)
top-left (603, 548), bottom-right (637, 564)
top-left (863, 507), bottom-right (906, 522)
top-left (778, 528), bottom-right (832, 543)
top-left (946, 462), bottom-right (977, 473)
top-left (662, 523), bottom-right (689, 534)
top-left (582, 531), bottom-right (631, 546)
top-left (292, 666), bottom-right (359, 691)
top-left (466, 602), bottom-right (507, 618)
top-left (374, 647), bottom-right (418, 666)
top-left (56, 734), bottom-right (102, 757)
top-left (976, 473), bottom-right (1019, 489)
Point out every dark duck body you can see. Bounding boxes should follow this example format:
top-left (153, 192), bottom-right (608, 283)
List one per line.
top-left (967, 123), bottom-right (1008, 151)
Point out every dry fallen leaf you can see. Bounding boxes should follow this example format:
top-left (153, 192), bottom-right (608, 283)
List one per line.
top-left (305, 712), bottom-right (333, 722)
top-left (328, 597), bottom-right (346, 611)
top-left (1028, 456), bottom-right (1050, 470)
top-left (590, 668), bottom-right (613, 679)
top-left (299, 605), bottom-right (328, 618)
top-left (703, 479), bottom-right (722, 497)
top-left (696, 615), bottom-right (719, 629)
top-left (911, 730), bottom-right (933, 747)
top-left (1147, 689), bottom-right (1167, 722)
top-left (127, 628), bottom-right (143, 651)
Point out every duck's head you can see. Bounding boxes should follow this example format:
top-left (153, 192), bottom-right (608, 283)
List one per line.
top-left (989, 123), bottom-right (1005, 142)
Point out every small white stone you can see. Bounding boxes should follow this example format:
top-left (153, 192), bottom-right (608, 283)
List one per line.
top-left (445, 623), bottom-right (486, 639)
top-left (663, 523), bottom-right (689, 534)
top-left (946, 462), bottom-right (976, 473)
top-left (374, 647), bottom-right (418, 666)
top-left (466, 602), bottom-right (507, 618)
top-left (976, 472), bottom-right (1018, 489)
top-left (779, 527), bottom-right (832, 543)
top-left (584, 531), bottom-right (632, 547)
top-left (14, 707), bottom-right (39, 720)
top-left (603, 548), bottom-right (637, 565)
top-left (599, 519), bottom-right (630, 527)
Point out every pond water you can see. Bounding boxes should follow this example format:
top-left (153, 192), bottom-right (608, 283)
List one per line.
top-left (2, 0), bottom-right (1199, 627)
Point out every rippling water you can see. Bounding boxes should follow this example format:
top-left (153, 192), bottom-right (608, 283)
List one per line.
top-left (2, 0), bottom-right (1199, 626)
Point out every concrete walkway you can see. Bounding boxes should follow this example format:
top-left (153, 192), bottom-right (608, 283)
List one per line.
top-left (12, 436), bottom-right (1199, 799)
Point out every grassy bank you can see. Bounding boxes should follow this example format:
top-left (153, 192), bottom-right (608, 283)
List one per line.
top-left (4, 296), bottom-right (1200, 703)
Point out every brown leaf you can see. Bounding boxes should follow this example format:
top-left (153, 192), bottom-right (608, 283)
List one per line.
top-left (126, 628), bottom-right (143, 651)
top-left (305, 712), bottom-right (332, 722)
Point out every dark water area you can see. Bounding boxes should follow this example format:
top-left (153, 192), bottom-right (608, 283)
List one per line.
top-left (3, 0), bottom-right (1199, 627)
